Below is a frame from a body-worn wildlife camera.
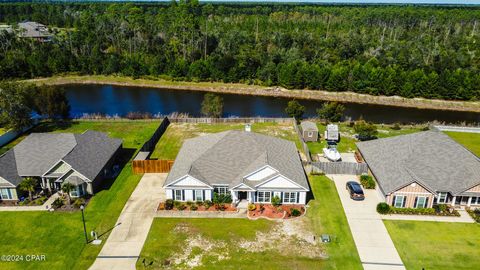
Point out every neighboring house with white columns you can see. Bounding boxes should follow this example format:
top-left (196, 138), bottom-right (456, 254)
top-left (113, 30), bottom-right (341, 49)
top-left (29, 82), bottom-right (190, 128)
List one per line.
top-left (164, 130), bottom-right (310, 205)
top-left (0, 131), bottom-right (122, 201)
top-left (357, 131), bottom-right (480, 209)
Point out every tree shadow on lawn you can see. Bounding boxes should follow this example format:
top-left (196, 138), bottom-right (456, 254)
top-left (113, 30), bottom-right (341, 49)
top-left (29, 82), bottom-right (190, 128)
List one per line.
top-left (32, 120), bottom-right (78, 133)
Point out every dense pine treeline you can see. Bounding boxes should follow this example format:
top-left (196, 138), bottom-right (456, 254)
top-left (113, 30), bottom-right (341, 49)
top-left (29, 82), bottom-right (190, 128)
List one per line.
top-left (0, 2), bottom-right (479, 100)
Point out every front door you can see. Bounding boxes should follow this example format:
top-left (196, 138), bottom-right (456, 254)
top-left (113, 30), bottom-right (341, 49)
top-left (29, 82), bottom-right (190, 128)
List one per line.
top-left (238, 191), bottom-right (248, 200)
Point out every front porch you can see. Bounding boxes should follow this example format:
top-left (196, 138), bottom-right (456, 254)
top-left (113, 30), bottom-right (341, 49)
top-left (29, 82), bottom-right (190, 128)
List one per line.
top-left (41, 176), bottom-right (89, 199)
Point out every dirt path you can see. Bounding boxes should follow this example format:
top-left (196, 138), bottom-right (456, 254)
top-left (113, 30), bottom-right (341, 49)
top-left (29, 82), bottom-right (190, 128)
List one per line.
top-left (26, 75), bottom-right (480, 113)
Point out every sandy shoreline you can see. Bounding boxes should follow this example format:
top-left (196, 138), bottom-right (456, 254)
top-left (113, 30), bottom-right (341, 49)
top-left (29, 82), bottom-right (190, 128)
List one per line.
top-left (27, 75), bottom-right (480, 113)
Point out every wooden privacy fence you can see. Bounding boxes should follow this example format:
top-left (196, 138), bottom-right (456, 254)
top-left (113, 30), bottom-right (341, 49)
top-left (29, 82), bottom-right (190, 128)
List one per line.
top-left (311, 162), bottom-right (368, 175)
top-left (132, 160), bottom-right (174, 174)
top-left (293, 119), bottom-right (312, 162)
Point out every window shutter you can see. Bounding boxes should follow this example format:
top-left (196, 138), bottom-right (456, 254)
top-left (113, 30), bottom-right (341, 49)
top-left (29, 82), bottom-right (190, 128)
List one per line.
top-left (425, 197), bottom-right (429, 208)
top-left (172, 190), bottom-right (174, 200)
top-left (203, 190), bottom-right (205, 201)
top-left (182, 190), bottom-right (185, 201)
top-left (296, 192), bottom-right (299, 204)
top-left (414, 197), bottom-right (418, 208)
top-left (392, 196), bottom-right (396, 207)
top-left (402, 196), bottom-right (407, 208)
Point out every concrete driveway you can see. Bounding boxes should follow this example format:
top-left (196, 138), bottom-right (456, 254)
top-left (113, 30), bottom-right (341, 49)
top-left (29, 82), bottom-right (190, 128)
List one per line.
top-left (89, 173), bottom-right (167, 270)
top-left (328, 174), bottom-right (405, 270)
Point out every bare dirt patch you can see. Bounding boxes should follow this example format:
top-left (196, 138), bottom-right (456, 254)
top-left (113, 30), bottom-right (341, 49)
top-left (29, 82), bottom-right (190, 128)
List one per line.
top-left (167, 218), bottom-right (326, 269)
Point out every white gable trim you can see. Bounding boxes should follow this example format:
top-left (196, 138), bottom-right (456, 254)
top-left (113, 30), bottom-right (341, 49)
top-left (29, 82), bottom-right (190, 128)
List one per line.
top-left (255, 173), bottom-right (308, 191)
top-left (52, 160), bottom-right (92, 183)
top-left (231, 183), bottom-right (256, 191)
top-left (243, 165), bottom-right (278, 181)
top-left (41, 160), bottom-right (71, 177)
top-left (0, 176), bottom-right (16, 187)
top-left (165, 174), bottom-right (213, 188)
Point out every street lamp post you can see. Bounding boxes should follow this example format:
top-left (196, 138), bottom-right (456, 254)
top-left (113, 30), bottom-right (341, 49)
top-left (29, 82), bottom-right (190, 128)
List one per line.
top-left (80, 205), bottom-right (88, 244)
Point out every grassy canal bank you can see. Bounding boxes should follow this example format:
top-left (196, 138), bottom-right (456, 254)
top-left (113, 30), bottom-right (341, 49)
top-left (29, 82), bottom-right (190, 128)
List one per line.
top-left (27, 75), bottom-right (480, 113)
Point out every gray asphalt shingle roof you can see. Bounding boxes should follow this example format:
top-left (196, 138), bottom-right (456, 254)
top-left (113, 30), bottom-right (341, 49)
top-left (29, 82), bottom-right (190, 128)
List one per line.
top-left (14, 133), bottom-right (77, 177)
top-left (63, 131), bottom-right (122, 180)
top-left (356, 131), bottom-right (480, 196)
top-left (165, 131), bottom-right (309, 190)
top-left (0, 131), bottom-right (122, 186)
top-left (0, 150), bottom-right (23, 187)
top-left (300, 121), bottom-right (318, 131)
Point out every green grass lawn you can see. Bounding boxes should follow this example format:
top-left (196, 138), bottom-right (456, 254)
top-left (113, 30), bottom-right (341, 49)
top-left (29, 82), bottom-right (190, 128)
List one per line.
top-left (138, 175), bottom-right (361, 270)
top-left (307, 175), bottom-right (362, 269)
top-left (384, 220), bottom-right (480, 269)
top-left (0, 120), bottom-right (158, 270)
top-left (445, 131), bottom-right (480, 156)
top-left (307, 122), bottom-right (425, 157)
top-left (150, 122), bottom-right (302, 160)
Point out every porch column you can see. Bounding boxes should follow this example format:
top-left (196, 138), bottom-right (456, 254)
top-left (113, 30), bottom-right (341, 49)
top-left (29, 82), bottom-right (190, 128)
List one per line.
top-left (46, 178), bottom-right (52, 192)
top-left (41, 177), bottom-right (46, 189)
top-left (451, 196), bottom-right (456, 207)
top-left (230, 190), bottom-right (237, 203)
top-left (467, 197), bottom-right (472, 207)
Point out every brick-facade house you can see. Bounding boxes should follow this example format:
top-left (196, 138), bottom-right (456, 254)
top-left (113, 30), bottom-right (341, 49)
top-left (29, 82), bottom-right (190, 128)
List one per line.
top-left (357, 131), bottom-right (480, 209)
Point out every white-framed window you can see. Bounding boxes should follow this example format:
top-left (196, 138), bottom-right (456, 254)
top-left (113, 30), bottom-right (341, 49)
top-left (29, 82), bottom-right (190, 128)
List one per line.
top-left (283, 192), bottom-right (297, 203)
top-left (393, 195), bottom-right (406, 208)
top-left (437, 192), bottom-right (447, 203)
top-left (257, 191), bottom-right (271, 203)
top-left (415, 196), bottom-right (427, 208)
top-left (214, 186), bottom-right (228, 195)
top-left (471, 197), bottom-right (479, 205)
top-left (0, 188), bottom-right (12, 200)
top-left (194, 190), bottom-right (203, 201)
top-left (174, 190), bottom-right (183, 201)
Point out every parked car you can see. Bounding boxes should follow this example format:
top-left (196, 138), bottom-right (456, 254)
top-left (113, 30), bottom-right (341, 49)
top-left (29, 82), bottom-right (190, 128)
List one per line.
top-left (346, 181), bottom-right (365, 201)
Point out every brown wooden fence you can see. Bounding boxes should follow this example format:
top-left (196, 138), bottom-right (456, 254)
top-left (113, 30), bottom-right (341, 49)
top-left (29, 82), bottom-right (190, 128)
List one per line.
top-left (132, 160), bottom-right (174, 174)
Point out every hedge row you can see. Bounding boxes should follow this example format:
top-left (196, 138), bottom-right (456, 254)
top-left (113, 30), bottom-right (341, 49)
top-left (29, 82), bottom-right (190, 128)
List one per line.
top-left (376, 202), bottom-right (460, 216)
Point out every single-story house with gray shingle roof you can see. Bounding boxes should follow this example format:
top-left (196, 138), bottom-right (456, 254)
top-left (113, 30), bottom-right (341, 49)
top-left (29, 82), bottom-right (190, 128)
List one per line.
top-left (300, 121), bottom-right (318, 142)
top-left (0, 130), bottom-right (122, 201)
top-left (356, 131), bottom-right (480, 209)
top-left (164, 130), bottom-right (310, 205)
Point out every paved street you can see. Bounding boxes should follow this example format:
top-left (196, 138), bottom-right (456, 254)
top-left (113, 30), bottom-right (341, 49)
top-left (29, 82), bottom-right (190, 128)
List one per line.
top-left (89, 173), bottom-right (167, 270)
top-left (327, 174), bottom-right (406, 270)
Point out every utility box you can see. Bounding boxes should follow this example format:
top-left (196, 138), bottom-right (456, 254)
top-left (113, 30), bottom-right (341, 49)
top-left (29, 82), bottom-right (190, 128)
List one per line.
top-left (325, 124), bottom-right (339, 142)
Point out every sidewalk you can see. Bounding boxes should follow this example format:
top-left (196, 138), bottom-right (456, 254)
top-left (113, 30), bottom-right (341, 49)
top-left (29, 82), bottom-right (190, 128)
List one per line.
top-left (381, 210), bottom-right (475, 223)
top-left (89, 173), bottom-right (167, 270)
top-left (0, 193), bottom-right (59, 211)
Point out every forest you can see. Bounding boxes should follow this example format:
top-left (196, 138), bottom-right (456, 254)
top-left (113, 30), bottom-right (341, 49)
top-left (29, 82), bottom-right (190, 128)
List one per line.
top-left (0, 2), bottom-right (479, 101)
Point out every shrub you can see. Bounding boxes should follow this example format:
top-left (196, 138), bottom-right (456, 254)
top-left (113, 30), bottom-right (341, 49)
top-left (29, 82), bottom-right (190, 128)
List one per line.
top-left (290, 208), bottom-right (301, 217)
top-left (195, 201), bottom-right (204, 207)
top-left (204, 200), bottom-right (213, 209)
top-left (354, 120), bottom-right (378, 141)
top-left (173, 200), bottom-right (182, 209)
top-left (186, 201), bottom-right (193, 206)
top-left (165, 199), bottom-right (174, 210)
top-left (73, 198), bottom-right (86, 208)
top-left (34, 196), bottom-right (47, 205)
top-left (272, 195), bottom-right (282, 207)
top-left (376, 203), bottom-right (391, 214)
top-left (213, 193), bottom-right (232, 204)
top-left (177, 204), bottom-right (186, 211)
top-left (433, 203), bottom-right (448, 213)
top-left (52, 197), bottom-right (64, 209)
top-left (190, 205), bottom-right (198, 211)
top-left (391, 123), bottom-right (401, 130)
top-left (390, 207), bottom-right (436, 215)
top-left (248, 203), bottom-right (256, 211)
top-left (360, 175), bottom-right (376, 189)
top-left (259, 204), bottom-right (265, 212)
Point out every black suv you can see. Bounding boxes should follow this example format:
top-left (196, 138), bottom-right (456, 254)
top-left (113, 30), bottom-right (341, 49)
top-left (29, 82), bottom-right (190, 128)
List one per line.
top-left (346, 181), bottom-right (365, 201)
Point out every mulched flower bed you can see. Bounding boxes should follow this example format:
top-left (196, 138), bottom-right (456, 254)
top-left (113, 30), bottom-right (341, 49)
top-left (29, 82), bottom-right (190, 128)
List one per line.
top-left (158, 202), bottom-right (237, 212)
top-left (248, 204), bottom-right (305, 219)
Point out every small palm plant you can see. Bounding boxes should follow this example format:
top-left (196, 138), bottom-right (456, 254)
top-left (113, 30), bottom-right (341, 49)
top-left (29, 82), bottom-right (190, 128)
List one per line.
top-left (19, 177), bottom-right (37, 202)
top-left (62, 182), bottom-right (75, 205)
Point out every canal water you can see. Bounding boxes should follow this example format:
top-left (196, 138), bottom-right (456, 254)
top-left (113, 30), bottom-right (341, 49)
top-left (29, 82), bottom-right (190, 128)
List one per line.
top-left (64, 84), bottom-right (480, 124)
